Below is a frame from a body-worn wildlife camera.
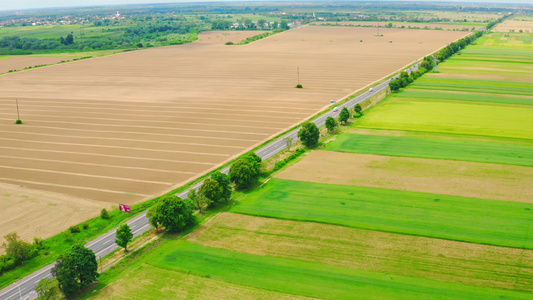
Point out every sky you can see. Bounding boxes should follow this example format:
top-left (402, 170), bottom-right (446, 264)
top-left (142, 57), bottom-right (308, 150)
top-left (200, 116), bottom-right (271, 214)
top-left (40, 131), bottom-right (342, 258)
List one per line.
top-left (1, 0), bottom-right (532, 12)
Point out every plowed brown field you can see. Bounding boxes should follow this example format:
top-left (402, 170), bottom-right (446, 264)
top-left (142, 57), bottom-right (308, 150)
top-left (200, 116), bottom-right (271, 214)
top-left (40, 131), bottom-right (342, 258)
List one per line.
top-left (0, 27), bottom-right (468, 209)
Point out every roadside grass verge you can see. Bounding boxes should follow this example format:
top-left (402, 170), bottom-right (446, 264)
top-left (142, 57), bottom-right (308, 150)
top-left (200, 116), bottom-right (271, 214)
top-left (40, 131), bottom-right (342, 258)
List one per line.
top-left (355, 99), bottom-right (533, 140)
top-left (187, 212), bottom-right (533, 292)
top-left (231, 178), bottom-right (533, 249)
top-left (144, 241), bottom-right (532, 300)
top-left (87, 263), bottom-right (310, 300)
top-left (324, 133), bottom-right (533, 167)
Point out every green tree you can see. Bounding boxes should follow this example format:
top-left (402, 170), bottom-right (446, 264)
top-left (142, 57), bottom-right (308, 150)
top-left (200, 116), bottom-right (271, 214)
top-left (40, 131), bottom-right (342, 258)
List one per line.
top-left (2, 233), bottom-right (33, 265)
top-left (187, 189), bottom-right (210, 214)
top-left (229, 158), bottom-right (258, 189)
top-left (242, 152), bottom-right (262, 176)
top-left (354, 104), bottom-right (363, 117)
top-left (257, 19), bottom-right (267, 29)
top-left (147, 195), bottom-right (196, 232)
top-left (115, 224), bottom-right (133, 252)
top-left (389, 79), bottom-right (401, 92)
top-left (52, 245), bottom-right (98, 297)
top-left (325, 116), bottom-right (337, 132)
top-left (339, 107), bottom-right (350, 124)
top-left (280, 20), bottom-right (290, 30)
top-left (211, 172), bottom-right (232, 202)
top-left (199, 178), bottom-right (222, 204)
top-left (297, 121), bottom-right (319, 148)
top-left (35, 278), bottom-right (60, 300)
top-left (100, 208), bottom-right (109, 219)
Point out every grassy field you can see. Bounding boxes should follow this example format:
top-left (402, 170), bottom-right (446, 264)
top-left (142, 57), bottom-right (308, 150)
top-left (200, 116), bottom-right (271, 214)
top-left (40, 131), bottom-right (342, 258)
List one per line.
top-left (355, 99), bottom-right (533, 139)
top-left (231, 178), bottom-right (533, 249)
top-left (0, 24), bottom-right (127, 40)
top-left (410, 78), bottom-right (533, 96)
top-left (394, 89), bottom-right (533, 106)
top-left (144, 241), bottom-right (531, 300)
top-left (188, 213), bottom-right (533, 292)
top-left (92, 263), bottom-right (311, 300)
top-left (324, 133), bottom-right (533, 166)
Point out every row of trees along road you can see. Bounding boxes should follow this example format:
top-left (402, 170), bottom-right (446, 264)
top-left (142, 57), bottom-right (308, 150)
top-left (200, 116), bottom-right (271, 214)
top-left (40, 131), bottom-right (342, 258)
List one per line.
top-left (33, 140), bottom-right (267, 297)
top-left (389, 32), bottom-right (480, 92)
top-left (302, 104), bottom-right (365, 147)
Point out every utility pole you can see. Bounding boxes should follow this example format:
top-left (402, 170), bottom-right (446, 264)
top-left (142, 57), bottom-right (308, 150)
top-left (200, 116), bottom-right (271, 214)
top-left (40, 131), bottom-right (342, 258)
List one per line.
top-left (297, 67), bottom-right (300, 85)
top-left (16, 99), bottom-right (20, 120)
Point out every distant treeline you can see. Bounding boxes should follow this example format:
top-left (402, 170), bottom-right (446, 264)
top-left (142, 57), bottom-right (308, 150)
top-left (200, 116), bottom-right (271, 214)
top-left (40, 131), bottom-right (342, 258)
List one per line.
top-left (0, 20), bottom-right (204, 54)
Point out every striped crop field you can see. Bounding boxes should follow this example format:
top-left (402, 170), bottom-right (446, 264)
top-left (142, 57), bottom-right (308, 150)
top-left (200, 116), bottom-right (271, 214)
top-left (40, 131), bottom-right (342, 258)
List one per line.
top-left (324, 133), bottom-right (533, 166)
top-left (231, 178), bottom-right (533, 249)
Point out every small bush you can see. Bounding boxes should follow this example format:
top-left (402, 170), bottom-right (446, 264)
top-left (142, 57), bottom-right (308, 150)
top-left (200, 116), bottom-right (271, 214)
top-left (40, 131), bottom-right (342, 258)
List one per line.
top-left (33, 237), bottom-right (44, 250)
top-left (296, 84), bottom-right (303, 88)
top-left (69, 225), bottom-right (80, 233)
top-left (15, 120), bottom-right (22, 124)
top-left (100, 208), bottom-right (109, 219)
top-left (225, 41), bottom-right (234, 45)
top-left (82, 223), bottom-right (89, 230)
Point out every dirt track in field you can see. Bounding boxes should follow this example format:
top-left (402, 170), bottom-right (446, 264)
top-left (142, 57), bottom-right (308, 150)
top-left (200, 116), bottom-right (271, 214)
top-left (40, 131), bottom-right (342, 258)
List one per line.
top-left (0, 27), bottom-right (467, 208)
top-left (276, 151), bottom-right (533, 203)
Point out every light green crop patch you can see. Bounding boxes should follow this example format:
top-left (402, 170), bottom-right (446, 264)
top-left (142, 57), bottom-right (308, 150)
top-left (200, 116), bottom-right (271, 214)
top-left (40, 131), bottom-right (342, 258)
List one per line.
top-left (356, 99), bottom-right (533, 140)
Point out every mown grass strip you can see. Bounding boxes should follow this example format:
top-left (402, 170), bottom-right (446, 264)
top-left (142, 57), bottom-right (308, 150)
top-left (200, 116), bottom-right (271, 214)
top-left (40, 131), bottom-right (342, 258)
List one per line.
top-left (396, 89), bottom-right (533, 106)
top-left (231, 178), bottom-right (533, 249)
top-left (148, 241), bottom-right (532, 300)
top-left (412, 78), bottom-right (533, 96)
top-left (324, 133), bottom-right (533, 166)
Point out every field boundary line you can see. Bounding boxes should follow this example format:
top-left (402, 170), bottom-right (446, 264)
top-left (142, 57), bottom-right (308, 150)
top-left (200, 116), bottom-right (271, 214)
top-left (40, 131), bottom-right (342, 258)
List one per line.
top-left (4, 105), bottom-right (305, 120)
top-left (0, 145), bottom-right (218, 165)
top-left (0, 178), bottom-right (151, 197)
top-left (0, 102), bottom-right (313, 116)
top-left (0, 137), bottom-right (233, 158)
top-left (0, 165), bottom-right (174, 185)
top-left (0, 119), bottom-right (273, 137)
top-left (0, 130), bottom-right (244, 149)
top-left (1, 125), bottom-right (264, 143)
top-left (0, 113), bottom-right (286, 131)
top-left (0, 155), bottom-right (197, 175)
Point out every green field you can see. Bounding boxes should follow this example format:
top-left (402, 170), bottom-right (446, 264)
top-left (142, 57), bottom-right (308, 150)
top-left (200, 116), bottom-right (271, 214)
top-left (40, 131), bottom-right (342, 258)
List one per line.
top-left (232, 178), bottom-right (533, 249)
top-left (395, 89), bottom-right (533, 106)
top-left (146, 241), bottom-right (531, 300)
top-left (356, 99), bottom-right (533, 139)
top-left (411, 77), bottom-right (533, 96)
top-left (189, 213), bottom-right (533, 292)
top-left (324, 133), bottom-right (533, 166)
top-left (0, 25), bottom-right (126, 40)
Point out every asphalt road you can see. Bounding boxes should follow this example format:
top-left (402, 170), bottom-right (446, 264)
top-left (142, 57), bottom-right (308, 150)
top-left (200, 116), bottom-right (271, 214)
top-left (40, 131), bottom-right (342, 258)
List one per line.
top-left (0, 64), bottom-right (417, 300)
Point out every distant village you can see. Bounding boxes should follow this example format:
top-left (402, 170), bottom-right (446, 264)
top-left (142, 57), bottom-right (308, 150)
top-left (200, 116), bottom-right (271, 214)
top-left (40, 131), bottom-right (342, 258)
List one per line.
top-left (0, 9), bottom-right (497, 29)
